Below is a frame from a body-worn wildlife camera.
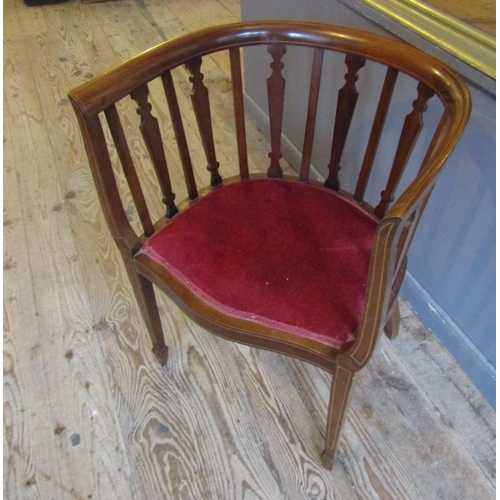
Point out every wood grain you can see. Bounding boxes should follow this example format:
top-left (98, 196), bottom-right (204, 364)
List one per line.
top-left (4, 0), bottom-right (495, 498)
top-left (4, 12), bottom-right (132, 497)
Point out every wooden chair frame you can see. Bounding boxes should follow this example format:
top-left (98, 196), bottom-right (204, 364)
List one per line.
top-left (69, 21), bottom-right (471, 469)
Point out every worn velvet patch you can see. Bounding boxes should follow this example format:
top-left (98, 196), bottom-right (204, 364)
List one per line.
top-left (141, 179), bottom-right (377, 349)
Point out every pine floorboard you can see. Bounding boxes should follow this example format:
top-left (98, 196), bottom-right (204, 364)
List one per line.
top-left (3, 0), bottom-right (495, 498)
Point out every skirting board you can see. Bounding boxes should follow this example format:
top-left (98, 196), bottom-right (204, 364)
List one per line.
top-left (243, 91), bottom-right (496, 408)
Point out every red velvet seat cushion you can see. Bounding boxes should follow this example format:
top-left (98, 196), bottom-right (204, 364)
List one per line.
top-left (141, 179), bottom-right (378, 349)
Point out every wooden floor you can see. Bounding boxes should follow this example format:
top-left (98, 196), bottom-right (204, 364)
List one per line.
top-left (3, 0), bottom-right (495, 498)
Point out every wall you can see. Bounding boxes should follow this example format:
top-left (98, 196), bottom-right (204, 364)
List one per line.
top-left (240, 0), bottom-right (495, 406)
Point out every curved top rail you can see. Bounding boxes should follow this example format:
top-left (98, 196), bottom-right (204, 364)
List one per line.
top-left (69, 21), bottom-right (469, 118)
top-left (68, 21), bottom-right (471, 222)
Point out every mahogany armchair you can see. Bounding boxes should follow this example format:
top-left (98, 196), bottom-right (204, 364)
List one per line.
top-left (69, 22), bottom-right (470, 469)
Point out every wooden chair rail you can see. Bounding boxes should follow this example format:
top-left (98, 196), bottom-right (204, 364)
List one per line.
top-left (300, 47), bottom-right (324, 182)
top-left (161, 71), bottom-right (199, 201)
top-left (324, 53), bottom-right (366, 191)
top-left (354, 66), bottom-right (398, 203)
top-left (69, 22), bottom-right (470, 118)
top-left (229, 47), bottom-right (249, 180)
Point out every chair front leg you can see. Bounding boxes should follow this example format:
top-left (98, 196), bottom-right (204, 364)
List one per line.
top-left (122, 255), bottom-right (169, 366)
top-left (321, 363), bottom-right (356, 469)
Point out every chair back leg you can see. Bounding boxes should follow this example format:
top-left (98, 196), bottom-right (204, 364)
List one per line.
top-left (384, 300), bottom-right (401, 340)
top-left (321, 364), bottom-right (356, 469)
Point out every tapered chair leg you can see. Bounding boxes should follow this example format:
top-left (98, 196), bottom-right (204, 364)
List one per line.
top-left (321, 363), bottom-right (355, 469)
top-left (384, 299), bottom-right (401, 340)
top-left (122, 256), bottom-right (169, 365)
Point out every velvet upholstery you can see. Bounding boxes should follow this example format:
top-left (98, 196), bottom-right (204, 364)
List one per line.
top-left (141, 179), bottom-right (378, 349)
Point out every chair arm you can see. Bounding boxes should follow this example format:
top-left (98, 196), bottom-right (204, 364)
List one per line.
top-left (340, 216), bottom-right (403, 371)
